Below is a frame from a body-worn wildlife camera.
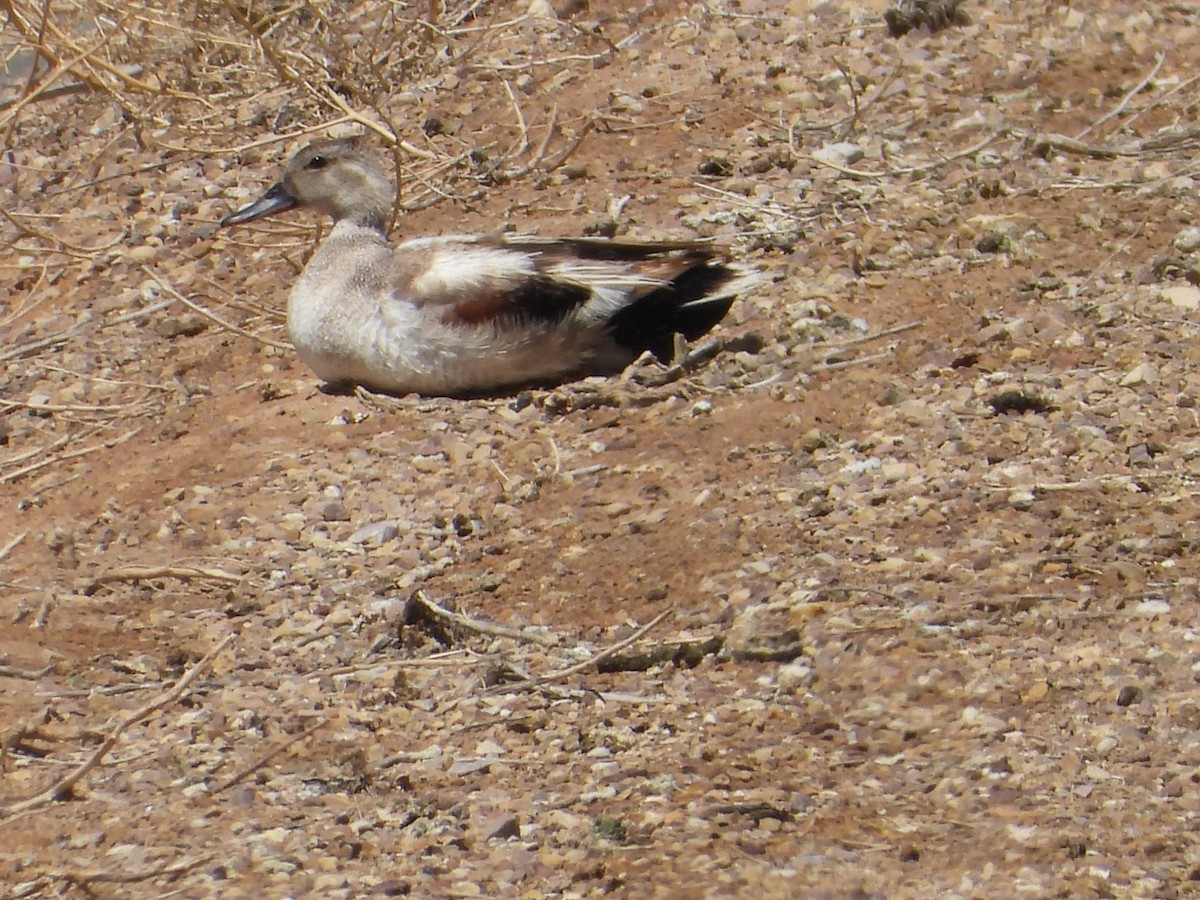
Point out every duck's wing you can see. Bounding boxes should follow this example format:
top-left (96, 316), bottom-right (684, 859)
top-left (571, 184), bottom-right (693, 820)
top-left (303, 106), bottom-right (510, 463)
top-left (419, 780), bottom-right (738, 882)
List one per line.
top-left (388, 234), bottom-right (721, 329)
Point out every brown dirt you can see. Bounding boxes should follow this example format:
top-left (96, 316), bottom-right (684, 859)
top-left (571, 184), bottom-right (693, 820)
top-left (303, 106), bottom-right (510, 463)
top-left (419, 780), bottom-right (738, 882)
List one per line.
top-left (4, 0), bottom-right (1200, 896)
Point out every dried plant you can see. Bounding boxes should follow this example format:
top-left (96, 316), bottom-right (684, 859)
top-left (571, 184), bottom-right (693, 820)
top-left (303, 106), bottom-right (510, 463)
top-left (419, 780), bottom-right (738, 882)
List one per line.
top-left (884, 0), bottom-right (972, 38)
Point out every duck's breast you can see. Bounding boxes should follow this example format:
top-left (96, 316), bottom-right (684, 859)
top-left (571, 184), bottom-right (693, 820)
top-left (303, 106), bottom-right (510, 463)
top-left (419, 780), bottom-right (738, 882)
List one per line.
top-left (286, 225), bottom-right (407, 384)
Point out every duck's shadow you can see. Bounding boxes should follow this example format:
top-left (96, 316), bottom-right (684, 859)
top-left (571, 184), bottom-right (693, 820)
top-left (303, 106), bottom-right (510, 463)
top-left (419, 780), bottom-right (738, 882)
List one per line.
top-left (320, 378), bottom-right (555, 407)
top-left (320, 333), bottom-right (765, 409)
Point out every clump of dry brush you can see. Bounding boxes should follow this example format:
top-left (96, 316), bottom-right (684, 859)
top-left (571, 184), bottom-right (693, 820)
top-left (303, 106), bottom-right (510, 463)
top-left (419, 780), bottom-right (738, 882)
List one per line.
top-left (0, 0), bottom-right (599, 215)
top-left (884, 0), bottom-right (971, 38)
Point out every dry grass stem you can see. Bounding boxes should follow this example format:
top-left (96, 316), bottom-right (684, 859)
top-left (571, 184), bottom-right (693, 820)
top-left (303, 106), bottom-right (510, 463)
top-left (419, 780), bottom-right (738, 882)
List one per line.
top-left (0, 428), bottom-right (143, 486)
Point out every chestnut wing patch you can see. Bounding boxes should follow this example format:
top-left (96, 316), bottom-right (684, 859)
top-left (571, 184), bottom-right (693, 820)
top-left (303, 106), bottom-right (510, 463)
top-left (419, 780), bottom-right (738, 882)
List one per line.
top-left (441, 278), bottom-right (592, 327)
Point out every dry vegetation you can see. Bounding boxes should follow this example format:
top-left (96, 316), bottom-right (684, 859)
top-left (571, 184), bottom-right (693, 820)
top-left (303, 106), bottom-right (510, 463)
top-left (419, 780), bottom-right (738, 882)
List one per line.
top-left (4, 0), bottom-right (1200, 896)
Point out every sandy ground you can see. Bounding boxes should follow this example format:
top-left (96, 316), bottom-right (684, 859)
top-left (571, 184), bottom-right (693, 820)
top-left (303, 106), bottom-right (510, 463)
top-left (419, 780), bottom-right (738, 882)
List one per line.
top-left (4, 0), bottom-right (1200, 896)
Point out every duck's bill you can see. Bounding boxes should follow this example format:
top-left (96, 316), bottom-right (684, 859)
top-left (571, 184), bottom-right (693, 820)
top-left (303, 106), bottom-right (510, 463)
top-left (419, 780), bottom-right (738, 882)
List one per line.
top-left (221, 182), bottom-right (297, 226)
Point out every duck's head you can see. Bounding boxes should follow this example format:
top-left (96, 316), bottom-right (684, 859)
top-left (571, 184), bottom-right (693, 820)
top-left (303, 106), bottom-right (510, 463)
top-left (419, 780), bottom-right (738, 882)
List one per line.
top-left (221, 139), bottom-right (393, 231)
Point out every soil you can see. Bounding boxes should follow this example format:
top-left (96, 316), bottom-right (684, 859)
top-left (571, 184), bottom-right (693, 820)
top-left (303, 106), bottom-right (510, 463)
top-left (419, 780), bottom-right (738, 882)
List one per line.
top-left (4, 0), bottom-right (1200, 896)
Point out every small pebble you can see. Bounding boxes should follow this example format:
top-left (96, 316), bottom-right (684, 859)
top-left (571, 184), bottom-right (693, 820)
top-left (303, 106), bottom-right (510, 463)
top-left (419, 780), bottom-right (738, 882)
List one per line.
top-left (348, 520), bottom-right (399, 544)
top-left (1116, 685), bottom-right (1142, 707)
top-left (320, 501), bottom-right (351, 522)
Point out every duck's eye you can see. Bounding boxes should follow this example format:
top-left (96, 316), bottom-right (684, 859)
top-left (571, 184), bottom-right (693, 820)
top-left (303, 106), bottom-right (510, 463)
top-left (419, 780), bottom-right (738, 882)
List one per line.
top-left (305, 155), bottom-right (328, 170)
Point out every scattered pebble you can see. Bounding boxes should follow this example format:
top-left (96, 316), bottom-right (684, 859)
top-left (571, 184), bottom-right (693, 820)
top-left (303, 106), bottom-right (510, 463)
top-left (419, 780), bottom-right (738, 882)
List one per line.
top-left (811, 142), bottom-right (865, 168)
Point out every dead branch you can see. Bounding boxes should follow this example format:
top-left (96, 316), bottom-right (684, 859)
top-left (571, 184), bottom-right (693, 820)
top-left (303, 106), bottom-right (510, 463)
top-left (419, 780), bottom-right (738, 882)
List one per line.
top-left (803, 130), bottom-right (1005, 179)
top-left (828, 319), bottom-right (923, 348)
top-left (815, 585), bottom-right (911, 605)
top-left (61, 855), bottom-right (213, 888)
top-left (0, 9), bottom-right (137, 136)
top-left (728, 628), bottom-right (803, 662)
top-left (1076, 52), bottom-right (1166, 140)
top-left (31, 598), bottom-right (52, 630)
top-left (2, 433), bottom-right (88, 474)
top-left (38, 681), bottom-right (208, 699)
top-left (316, 650), bottom-right (474, 678)
top-left (0, 333), bottom-right (71, 364)
top-left (539, 379), bottom-right (699, 413)
top-left (0, 397), bottom-right (144, 417)
top-left (625, 339), bottom-right (724, 387)
top-left (376, 746), bottom-right (445, 769)
top-left (10, 878), bottom-right (51, 899)
top-left (1074, 199), bottom-right (1163, 298)
top-left (980, 475), bottom-right (1139, 493)
top-left (0, 59), bottom-right (143, 112)
top-left (812, 349), bottom-right (899, 373)
top-left (0, 207), bottom-right (125, 258)
top-left (1120, 75), bottom-right (1200, 135)
top-left (0, 531), bottom-right (28, 564)
top-left (597, 634), bottom-right (724, 673)
top-left (831, 57), bottom-right (860, 137)
top-left (545, 119), bottom-right (595, 171)
top-left (1031, 133), bottom-right (1136, 160)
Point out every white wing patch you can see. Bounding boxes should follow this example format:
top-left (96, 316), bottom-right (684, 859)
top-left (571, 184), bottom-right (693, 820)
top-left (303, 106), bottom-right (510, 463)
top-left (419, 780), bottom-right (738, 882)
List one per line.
top-left (408, 245), bottom-right (538, 304)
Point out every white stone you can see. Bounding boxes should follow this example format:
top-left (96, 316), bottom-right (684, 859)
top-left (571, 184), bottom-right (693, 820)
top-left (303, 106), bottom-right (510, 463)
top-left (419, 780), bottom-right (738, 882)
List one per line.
top-left (1163, 284), bottom-right (1200, 311)
top-left (1173, 226), bottom-right (1200, 252)
top-left (812, 142), bottom-right (865, 168)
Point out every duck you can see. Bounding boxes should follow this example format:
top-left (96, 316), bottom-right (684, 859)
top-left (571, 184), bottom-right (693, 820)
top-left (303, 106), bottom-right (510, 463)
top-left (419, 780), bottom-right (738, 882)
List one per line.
top-left (221, 138), bottom-right (759, 396)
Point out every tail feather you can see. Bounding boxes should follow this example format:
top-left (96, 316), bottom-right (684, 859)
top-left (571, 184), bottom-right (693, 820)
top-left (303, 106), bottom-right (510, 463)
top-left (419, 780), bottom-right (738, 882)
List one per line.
top-left (607, 262), bottom-right (757, 360)
top-left (500, 234), bottom-right (758, 361)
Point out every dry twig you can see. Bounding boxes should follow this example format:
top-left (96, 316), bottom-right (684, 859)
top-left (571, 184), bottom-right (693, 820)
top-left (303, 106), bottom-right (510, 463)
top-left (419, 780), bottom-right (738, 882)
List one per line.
top-left (802, 130), bottom-right (1004, 180)
top-left (1076, 52), bottom-right (1166, 140)
top-left (1, 633), bottom-right (234, 819)
top-left (491, 611), bottom-right (672, 691)
top-left (143, 268), bottom-right (292, 351)
top-left (316, 650), bottom-right (475, 678)
top-left (61, 855), bottom-right (214, 889)
top-left (209, 720), bottom-right (326, 794)
top-left (0, 662), bottom-right (54, 680)
top-left (82, 564), bottom-right (243, 595)
top-left (408, 590), bottom-right (560, 648)
top-left (0, 531), bottom-right (28, 565)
